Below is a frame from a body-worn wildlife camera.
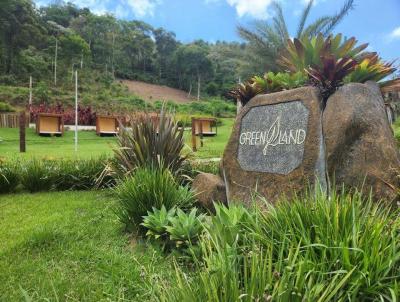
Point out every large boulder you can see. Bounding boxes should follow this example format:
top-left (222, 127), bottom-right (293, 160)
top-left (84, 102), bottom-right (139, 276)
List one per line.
top-left (222, 87), bottom-right (326, 205)
top-left (192, 172), bottom-right (227, 210)
top-left (323, 82), bottom-right (400, 202)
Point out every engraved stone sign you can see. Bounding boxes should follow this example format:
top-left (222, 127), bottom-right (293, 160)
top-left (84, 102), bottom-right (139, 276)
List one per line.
top-left (222, 87), bottom-right (326, 204)
top-left (237, 101), bottom-right (309, 174)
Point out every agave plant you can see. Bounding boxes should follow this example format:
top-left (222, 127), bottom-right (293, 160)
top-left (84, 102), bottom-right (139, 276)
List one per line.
top-left (141, 206), bottom-right (176, 240)
top-left (166, 208), bottom-right (205, 247)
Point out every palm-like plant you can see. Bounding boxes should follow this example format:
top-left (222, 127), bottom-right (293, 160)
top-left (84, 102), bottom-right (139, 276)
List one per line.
top-left (238, 0), bottom-right (354, 73)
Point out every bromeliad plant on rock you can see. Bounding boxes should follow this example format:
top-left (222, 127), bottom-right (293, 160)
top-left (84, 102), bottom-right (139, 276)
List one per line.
top-left (230, 33), bottom-right (397, 107)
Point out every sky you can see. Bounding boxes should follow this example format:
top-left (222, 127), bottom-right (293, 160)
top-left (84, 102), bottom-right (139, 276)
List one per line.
top-left (34, 0), bottom-right (400, 62)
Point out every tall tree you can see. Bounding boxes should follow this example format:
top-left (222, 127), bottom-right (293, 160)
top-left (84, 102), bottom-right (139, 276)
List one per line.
top-left (174, 43), bottom-right (213, 100)
top-left (0, 0), bottom-right (46, 75)
top-left (237, 0), bottom-right (354, 74)
top-left (153, 28), bottom-right (178, 80)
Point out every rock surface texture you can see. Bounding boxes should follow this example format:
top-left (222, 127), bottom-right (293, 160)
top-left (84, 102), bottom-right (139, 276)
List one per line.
top-left (222, 87), bottom-right (326, 205)
top-left (323, 82), bottom-right (400, 202)
top-left (192, 172), bottom-right (227, 210)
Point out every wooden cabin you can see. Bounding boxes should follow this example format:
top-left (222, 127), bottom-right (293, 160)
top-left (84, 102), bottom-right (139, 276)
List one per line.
top-left (36, 113), bottom-right (64, 136)
top-left (96, 115), bottom-right (119, 136)
top-left (192, 117), bottom-right (217, 136)
top-left (381, 79), bottom-right (400, 124)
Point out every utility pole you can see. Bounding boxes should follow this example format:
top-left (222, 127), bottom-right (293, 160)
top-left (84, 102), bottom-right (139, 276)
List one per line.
top-left (75, 70), bottom-right (78, 152)
top-left (19, 111), bottom-right (26, 153)
top-left (29, 76), bottom-right (32, 106)
top-left (54, 38), bottom-right (58, 86)
top-left (28, 76), bottom-right (32, 124)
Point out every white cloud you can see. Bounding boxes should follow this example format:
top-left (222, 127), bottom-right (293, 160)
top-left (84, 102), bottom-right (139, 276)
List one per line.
top-left (34, 0), bottom-right (161, 18)
top-left (125, 0), bottom-right (161, 17)
top-left (389, 26), bottom-right (400, 40)
top-left (226, 0), bottom-right (274, 19)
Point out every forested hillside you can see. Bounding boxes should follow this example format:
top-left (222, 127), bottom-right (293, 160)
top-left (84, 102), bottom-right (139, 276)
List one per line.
top-left (0, 0), bottom-right (251, 103)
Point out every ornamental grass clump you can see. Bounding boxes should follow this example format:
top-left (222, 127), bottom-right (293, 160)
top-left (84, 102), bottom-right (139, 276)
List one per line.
top-left (109, 105), bottom-right (187, 180)
top-left (158, 190), bottom-right (400, 301)
top-left (19, 159), bottom-right (57, 193)
top-left (54, 157), bottom-right (111, 191)
top-left (114, 167), bottom-right (195, 232)
top-left (0, 161), bottom-right (19, 193)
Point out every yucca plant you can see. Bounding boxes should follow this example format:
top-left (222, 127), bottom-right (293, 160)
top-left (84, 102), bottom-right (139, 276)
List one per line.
top-left (114, 167), bottom-right (195, 232)
top-left (109, 105), bottom-right (187, 180)
top-left (141, 206), bottom-right (176, 241)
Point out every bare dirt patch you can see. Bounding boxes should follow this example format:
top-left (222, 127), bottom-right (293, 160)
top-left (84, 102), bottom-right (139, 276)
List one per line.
top-left (121, 80), bottom-right (194, 104)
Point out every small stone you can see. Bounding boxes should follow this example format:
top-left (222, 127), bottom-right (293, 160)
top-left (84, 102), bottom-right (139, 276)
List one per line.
top-left (192, 173), bottom-right (227, 210)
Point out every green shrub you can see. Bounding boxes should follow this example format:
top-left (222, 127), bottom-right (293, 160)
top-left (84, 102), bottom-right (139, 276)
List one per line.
top-left (166, 208), bottom-right (205, 247)
top-left (35, 82), bottom-right (50, 102)
top-left (53, 158), bottom-right (110, 191)
top-left (141, 206), bottom-right (176, 240)
top-left (20, 159), bottom-right (56, 192)
top-left (114, 167), bottom-right (195, 232)
top-left (166, 208), bottom-right (205, 259)
top-left (206, 203), bottom-right (252, 247)
top-left (0, 162), bottom-right (19, 193)
top-left (159, 191), bottom-right (400, 301)
top-left (0, 101), bottom-right (16, 112)
top-left (185, 160), bottom-right (220, 178)
top-left (0, 75), bottom-right (17, 85)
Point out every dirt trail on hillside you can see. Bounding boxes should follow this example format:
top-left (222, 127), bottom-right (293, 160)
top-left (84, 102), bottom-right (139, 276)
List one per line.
top-left (120, 80), bottom-right (194, 104)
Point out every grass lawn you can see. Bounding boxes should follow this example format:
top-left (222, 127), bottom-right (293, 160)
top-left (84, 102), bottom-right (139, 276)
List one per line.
top-left (0, 191), bottom-right (173, 301)
top-left (184, 118), bottom-right (234, 159)
top-left (0, 118), bottom-right (234, 160)
top-left (0, 128), bottom-right (116, 159)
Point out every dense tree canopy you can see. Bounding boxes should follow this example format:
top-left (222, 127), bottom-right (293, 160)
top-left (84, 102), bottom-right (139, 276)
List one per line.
top-left (0, 0), bottom-right (245, 98)
top-left (0, 0), bottom-right (355, 99)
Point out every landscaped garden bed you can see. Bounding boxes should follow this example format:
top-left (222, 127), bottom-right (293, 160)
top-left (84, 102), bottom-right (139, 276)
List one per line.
top-left (1, 17), bottom-right (400, 302)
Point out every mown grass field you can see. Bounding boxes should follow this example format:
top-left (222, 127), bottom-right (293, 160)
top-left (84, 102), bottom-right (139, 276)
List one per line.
top-left (0, 118), bottom-right (234, 160)
top-left (0, 191), bottom-right (173, 301)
